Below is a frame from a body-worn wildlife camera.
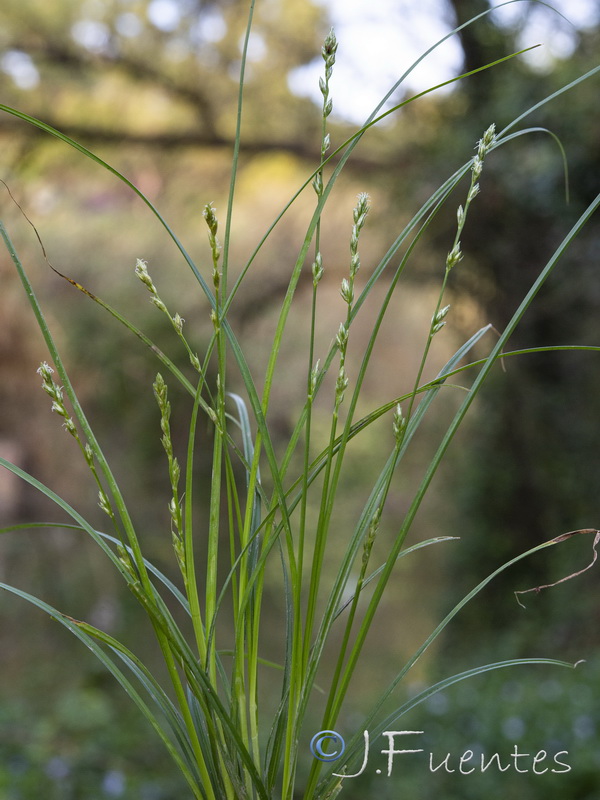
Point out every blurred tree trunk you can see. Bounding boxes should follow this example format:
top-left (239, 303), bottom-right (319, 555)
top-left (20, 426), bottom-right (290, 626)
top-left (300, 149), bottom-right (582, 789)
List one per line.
top-left (437, 0), bottom-right (600, 649)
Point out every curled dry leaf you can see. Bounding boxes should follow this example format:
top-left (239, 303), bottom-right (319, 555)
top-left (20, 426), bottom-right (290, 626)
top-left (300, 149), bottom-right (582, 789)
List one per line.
top-left (515, 528), bottom-right (600, 608)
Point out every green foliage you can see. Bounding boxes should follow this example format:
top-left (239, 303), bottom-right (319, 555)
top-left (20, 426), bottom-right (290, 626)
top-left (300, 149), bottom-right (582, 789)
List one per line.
top-left (1, 5), bottom-right (599, 799)
top-left (327, 654), bottom-right (600, 800)
top-left (0, 686), bottom-right (187, 798)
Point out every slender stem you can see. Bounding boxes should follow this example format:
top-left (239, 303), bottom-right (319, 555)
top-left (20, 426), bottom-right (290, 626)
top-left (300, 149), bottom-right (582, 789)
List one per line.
top-left (184, 379), bottom-right (208, 663)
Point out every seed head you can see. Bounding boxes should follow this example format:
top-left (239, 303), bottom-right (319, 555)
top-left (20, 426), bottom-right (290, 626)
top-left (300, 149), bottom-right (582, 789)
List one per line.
top-left (203, 202), bottom-right (219, 239)
top-left (468, 183), bottom-right (480, 203)
top-left (63, 417), bottom-right (78, 437)
top-left (471, 124), bottom-right (496, 180)
top-left (98, 489), bottom-right (112, 517)
top-left (477, 123), bottom-right (496, 160)
top-left (362, 507), bottom-right (381, 567)
top-left (353, 192), bottom-right (370, 229)
top-left (117, 543), bottom-right (137, 580)
top-left (432, 304), bottom-right (450, 332)
top-left (153, 373), bottom-right (167, 408)
top-left (393, 404), bottom-right (407, 443)
top-left (340, 277), bottom-right (354, 305)
top-left (37, 361), bottom-right (76, 434)
top-left (135, 259), bottom-right (156, 293)
top-left (171, 313), bottom-right (184, 335)
top-left (312, 252), bottom-right (324, 285)
top-left (51, 400), bottom-right (68, 418)
top-left (321, 28), bottom-right (338, 67)
top-left (169, 457), bottom-right (180, 488)
top-left (37, 361), bottom-right (54, 382)
top-left (206, 405), bottom-right (220, 428)
top-left (312, 172), bottom-right (323, 196)
top-left (335, 364), bottom-right (348, 402)
top-left (446, 242), bottom-right (463, 271)
top-left (37, 362), bottom-right (62, 403)
top-left (336, 322), bottom-right (348, 351)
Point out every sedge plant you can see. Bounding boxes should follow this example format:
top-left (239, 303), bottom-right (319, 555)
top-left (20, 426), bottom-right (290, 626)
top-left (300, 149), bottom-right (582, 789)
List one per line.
top-left (1, 3), bottom-right (600, 798)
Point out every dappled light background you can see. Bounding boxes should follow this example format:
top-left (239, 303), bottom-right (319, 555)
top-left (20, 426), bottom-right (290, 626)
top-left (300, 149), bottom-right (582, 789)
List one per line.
top-left (1, 0), bottom-right (599, 797)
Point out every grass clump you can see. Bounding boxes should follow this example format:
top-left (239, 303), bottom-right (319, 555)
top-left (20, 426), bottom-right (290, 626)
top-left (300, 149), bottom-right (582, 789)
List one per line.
top-left (1, 7), bottom-right (599, 799)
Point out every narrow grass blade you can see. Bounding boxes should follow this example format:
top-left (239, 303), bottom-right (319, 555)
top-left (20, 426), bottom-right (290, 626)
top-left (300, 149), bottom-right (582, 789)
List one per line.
top-left (0, 582), bottom-right (206, 798)
top-left (0, 521), bottom-right (190, 613)
top-left (318, 528), bottom-right (596, 793)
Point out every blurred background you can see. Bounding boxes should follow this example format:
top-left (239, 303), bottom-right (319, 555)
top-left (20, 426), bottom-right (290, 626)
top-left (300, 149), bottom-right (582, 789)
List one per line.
top-left (0, 0), bottom-right (599, 797)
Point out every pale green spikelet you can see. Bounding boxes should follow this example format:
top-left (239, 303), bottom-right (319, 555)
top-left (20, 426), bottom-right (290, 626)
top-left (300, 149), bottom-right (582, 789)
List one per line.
top-left (321, 28), bottom-right (338, 71)
top-left (203, 202), bottom-right (221, 288)
top-left (432, 304), bottom-right (451, 334)
top-left (153, 371), bottom-right (167, 407)
top-left (172, 312), bottom-right (184, 335)
top-left (98, 488), bottom-right (114, 518)
top-left (134, 258), bottom-right (155, 293)
top-left (312, 171), bottom-right (323, 196)
top-left (444, 123), bottom-right (495, 278)
top-left (117, 543), bottom-right (138, 584)
top-left (84, 443), bottom-right (94, 467)
top-left (37, 362), bottom-right (62, 407)
top-left (340, 277), bottom-right (353, 305)
top-left (37, 362), bottom-right (78, 437)
top-left (362, 507), bottom-right (381, 569)
top-left (468, 183), bottom-right (481, 203)
top-left (477, 123), bottom-right (497, 159)
top-left (472, 125), bottom-right (496, 178)
top-left (151, 295), bottom-right (168, 314)
top-left (206, 405), bottom-right (220, 429)
top-left (353, 192), bottom-right (370, 229)
top-left (350, 192), bottom-right (370, 277)
top-left (135, 259), bottom-right (169, 314)
top-left (317, 28), bottom-right (338, 160)
top-left (172, 529), bottom-right (186, 576)
top-left (168, 496), bottom-right (179, 525)
top-left (203, 201), bottom-right (219, 242)
top-left (446, 242), bottom-right (463, 271)
top-left (312, 252), bottom-right (324, 285)
top-left (136, 261), bottom-right (196, 358)
top-left (335, 322), bottom-right (348, 351)
top-left (335, 364), bottom-right (348, 406)
top-left (154, 373), bottom-right (184, 541)
top-left (393, 403), bottom-right (407, 444)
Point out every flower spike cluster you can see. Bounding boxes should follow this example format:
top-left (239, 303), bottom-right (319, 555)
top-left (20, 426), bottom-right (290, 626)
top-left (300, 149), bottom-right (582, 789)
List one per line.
top-left (135, 258), bottom-right (202, 373)
top-left (445, 122), bottom-right (496, 276)
top-left (37, 362), bottom-right (76, 436)
top-left (334, 193), bottom-right (371, 408)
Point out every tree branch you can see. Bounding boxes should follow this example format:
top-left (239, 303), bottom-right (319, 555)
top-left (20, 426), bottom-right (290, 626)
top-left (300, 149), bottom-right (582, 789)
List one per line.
top-left (0, 118), bottom-right (399, 174)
